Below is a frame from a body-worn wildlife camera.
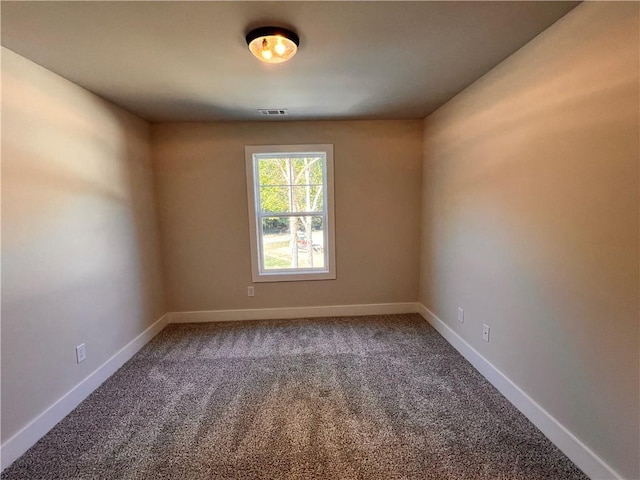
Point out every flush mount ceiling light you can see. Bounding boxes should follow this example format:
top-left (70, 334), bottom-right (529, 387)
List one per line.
top-left (246, 26), bottom-right (299, 64)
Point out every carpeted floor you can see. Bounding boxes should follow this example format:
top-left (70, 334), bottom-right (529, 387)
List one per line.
top-left (2, 314), bottom-right (588, 480)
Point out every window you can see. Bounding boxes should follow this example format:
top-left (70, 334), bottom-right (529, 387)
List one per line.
top-left (245, 144), bottom-right (336, 282)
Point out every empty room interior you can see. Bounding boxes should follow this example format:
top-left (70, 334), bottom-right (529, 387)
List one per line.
top-left (1, 1), bottom-right (639, 479)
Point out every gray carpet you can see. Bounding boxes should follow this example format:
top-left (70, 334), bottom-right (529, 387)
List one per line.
top-left (2, 314), bottom-right (588, 479)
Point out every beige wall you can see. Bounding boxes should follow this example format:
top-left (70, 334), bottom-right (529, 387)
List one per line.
top-left (420, 3), bottom-right (639, 478)
top-left (1, 48), bottom-right (166, 442)
top-left (152, 120), bottom-right (422, 312)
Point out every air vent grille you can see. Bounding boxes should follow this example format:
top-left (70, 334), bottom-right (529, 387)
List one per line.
top-left (258, 108), bottom-right (288, 116)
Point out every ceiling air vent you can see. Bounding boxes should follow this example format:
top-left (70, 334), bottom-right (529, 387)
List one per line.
top-left (258, 108), bottom-right (288, 116)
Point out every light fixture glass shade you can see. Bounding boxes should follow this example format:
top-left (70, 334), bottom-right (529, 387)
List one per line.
top-left (246, 27), bottom-right (299, 64)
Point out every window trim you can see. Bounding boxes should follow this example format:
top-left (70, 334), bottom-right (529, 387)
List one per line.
top-left (245, 144), bottom-right (336, 283)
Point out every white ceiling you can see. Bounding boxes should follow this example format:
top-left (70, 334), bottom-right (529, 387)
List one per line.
top-left (1, 1), bottom-right (579, 122)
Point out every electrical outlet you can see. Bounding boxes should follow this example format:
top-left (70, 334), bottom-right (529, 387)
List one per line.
top-left (247, 286), bottom-right (255, 297)
top-left (482, 324), bottom-right (490, 342)
top-left (457, 307), bottom-right (464, 323)
top-left (76, 343), bottom-right (87, 363)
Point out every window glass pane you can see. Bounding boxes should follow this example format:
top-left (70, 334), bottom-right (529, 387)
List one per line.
top-left (296, 216), bottom-right (325, 269)
top-left (261, 217), bottom-right (292, 270)
top-left (259, 186), bottom-right (290, 213)
top-left (258, 157), bottom-right (289, 186)
top-left (292, 185), bottom-right (324, 212)
top-left (261, 216), bottom-right (325, 270)
top-left (291, 157), bottom-right (323, 186)
top-left (259, 186), bottom-right (323, 214)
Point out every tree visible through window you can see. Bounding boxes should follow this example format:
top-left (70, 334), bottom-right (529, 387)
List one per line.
top-left (245, 145), bottom-right (336, 282)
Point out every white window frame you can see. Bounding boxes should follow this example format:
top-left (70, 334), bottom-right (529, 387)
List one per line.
top-left (245, 144), bottom-right (336, 283)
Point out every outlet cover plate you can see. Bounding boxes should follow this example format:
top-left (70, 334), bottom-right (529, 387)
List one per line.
top-left (76, 343), bottom-right (87, 363)
top-left (482, 324), bottom-right (490, 342)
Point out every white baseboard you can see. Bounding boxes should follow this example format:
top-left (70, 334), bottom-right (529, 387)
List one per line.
top-left (416, 304), bottom-right (621, 480)
top-left (0, 314), bottom-right (170, 471)
top-left (168, 302), bottom-right (420, 323)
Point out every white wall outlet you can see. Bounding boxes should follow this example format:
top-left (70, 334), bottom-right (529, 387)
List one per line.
top-left (457, 307), bottom-right (464, 323)
top-left (247, 286), bottom-right (255, 297)
top-left (76, 343), bottom-right (87, 363)
top-left (482, 324), bottom-right (490, 342)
